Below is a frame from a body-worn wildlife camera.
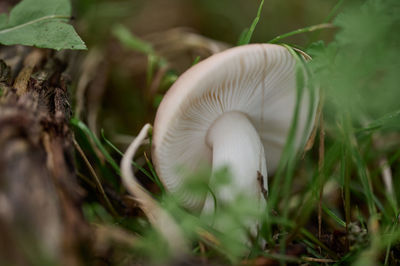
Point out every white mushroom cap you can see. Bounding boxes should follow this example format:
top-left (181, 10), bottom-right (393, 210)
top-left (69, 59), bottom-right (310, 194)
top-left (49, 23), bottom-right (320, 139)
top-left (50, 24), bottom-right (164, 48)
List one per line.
top-left (152, 44), bottom-right (315, 211)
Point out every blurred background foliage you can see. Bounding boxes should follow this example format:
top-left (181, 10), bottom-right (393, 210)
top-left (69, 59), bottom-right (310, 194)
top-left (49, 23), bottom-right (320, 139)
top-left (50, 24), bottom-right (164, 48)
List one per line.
top-left (70, 0), bottom-right (340, 135)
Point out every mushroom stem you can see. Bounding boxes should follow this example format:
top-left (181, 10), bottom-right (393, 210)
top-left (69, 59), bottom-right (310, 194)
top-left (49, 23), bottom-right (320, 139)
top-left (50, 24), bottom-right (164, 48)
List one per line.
top-left (203, 111), bottom-right (268, 214)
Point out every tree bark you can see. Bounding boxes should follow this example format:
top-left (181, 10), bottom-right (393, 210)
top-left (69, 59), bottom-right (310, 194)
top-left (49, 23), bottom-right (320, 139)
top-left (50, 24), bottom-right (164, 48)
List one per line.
top-left (0, 46), bottom-right (88, 266)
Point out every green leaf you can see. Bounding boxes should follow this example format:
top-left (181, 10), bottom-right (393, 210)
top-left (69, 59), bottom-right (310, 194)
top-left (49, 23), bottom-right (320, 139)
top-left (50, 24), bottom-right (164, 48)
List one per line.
top-left (237, 0), bottom-right (264, 45)
top-left (0, 0), bottom-right (86, 50)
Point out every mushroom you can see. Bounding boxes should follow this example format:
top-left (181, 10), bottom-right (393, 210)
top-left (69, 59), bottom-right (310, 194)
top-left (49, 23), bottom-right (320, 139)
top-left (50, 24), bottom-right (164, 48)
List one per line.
top-left (152, 44), bottom-right (316, 223)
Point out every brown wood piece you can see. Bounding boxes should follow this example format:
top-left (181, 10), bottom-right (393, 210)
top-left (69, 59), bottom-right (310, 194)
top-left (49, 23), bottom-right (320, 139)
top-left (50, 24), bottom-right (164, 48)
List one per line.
top-left (0, 47), bottom-right (89, 266)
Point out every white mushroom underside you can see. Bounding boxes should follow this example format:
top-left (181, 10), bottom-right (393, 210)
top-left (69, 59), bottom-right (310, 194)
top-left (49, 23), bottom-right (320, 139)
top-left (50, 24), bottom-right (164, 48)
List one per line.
top-left (152, 44), bottom-right (311, 210)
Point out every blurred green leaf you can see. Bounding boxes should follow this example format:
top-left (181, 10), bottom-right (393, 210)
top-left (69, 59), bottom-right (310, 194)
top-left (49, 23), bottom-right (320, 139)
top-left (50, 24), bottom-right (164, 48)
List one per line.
top-left (112, 23), bottom-right (167, 87)
top-left (82, 203), bottom-right (114, 224)
top-left (153, 94), bottom-right (163, 108)
top-left (308, 0), bottom-right (400, 121)
top-left (0, 0), bottom-right (86, 50)
top-left (112, 24), bottom-right (154, 54)
top-left (192, 55), bottom-right (201, 66)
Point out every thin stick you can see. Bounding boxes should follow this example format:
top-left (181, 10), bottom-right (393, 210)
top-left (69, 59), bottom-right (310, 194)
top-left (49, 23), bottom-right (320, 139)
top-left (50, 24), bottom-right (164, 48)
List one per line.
top-left (372, 134), bottom-right (395, 201)
top-left (257, 171), bottom-right (268, 201)
top-left (302, 256), bottom-right (336, 263)
top-left (318, 115), bottom-right (325, 241)
top-left (73, 138), bottom-right (118, 217)
top-left (76, 172), bottom-right (96, 188)
top-left (120, 124), bottom-right (188, 259)
top-left (379, 158), bottom-right (393, 196)
top-left (199, 242), bottom-right (207, 265)
top-left (13, 49), bottom-right (43, 96)
top-left (148, 64), bottom-right (168, 98)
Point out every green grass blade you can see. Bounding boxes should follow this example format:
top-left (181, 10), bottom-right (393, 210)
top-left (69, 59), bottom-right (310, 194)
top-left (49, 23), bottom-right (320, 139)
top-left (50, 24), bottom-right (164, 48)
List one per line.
top-left (143, 152), bottom-right (165, 193)
top-left (71, 118), bottom-right (121, 175)
top-left (324, 0), bottom-right (346, 23)
top-left (357, 109), bottom-right (400, 133)
top-left (237, 0), bottom-right (264, 45)
top-left (343, 115), bottom-right (377, 216)
top-left (100, 129), bottom-right (164, 193)
top-left (268, 23), bottom-right (334, 44)
top-left (322, 204), bottom-right (346, 227)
